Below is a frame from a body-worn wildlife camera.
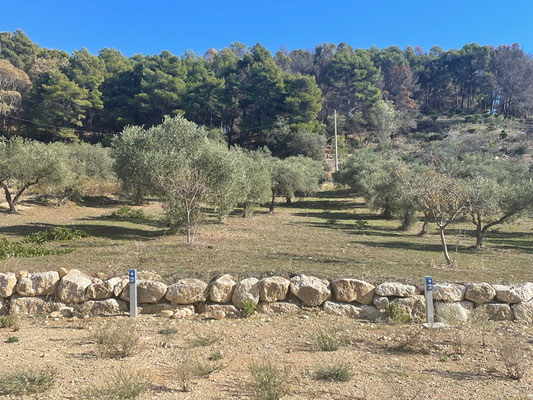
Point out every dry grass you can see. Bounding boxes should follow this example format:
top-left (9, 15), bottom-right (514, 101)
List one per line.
top-left (89, 319), bottom-right (140, 359)
top-left (0, 188), bottom-right (532, 284)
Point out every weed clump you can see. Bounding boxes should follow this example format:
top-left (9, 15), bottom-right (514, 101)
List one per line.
top-left (315, 363), bottom-right (351, 382)
top-left (0, 315), bottom-right (19, 329)
top-left (188, 331), bottom-right (222, 348)
top-left (0, 238), bottom-right (73, 260)
top-left (249, 361), bottom-right (289, 400)
top-left (89, 319), bottom-right (140, 359)
top-left (80, 371), bottom-right (148, 399)
top-left (0, 370), bottom-right (54, 395)
top-left (158, 327), bottom-right (179, 335)
top-left (243, 299), bottom-right (257, 318)
top-left (6, 336), bottom-right (19, 343)
top-left (498, 337), bottom-right (526, 381)
top-left (312, 327), bottom-right (347, 352)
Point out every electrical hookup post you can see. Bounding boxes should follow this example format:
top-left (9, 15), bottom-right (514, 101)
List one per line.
top-left (129, 269), bottom-right (138, 318)
top-left (424, 276), bottom-right (434, 326)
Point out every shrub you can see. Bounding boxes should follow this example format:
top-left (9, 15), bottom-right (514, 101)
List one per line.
top-left (22, 226), bottom-right (90, 244)
top-left (498, 337), bottom-right (526, 381)
top-left (80, 371), bottom-right (148, 399)
top-left (6, 336), bottom-right (19, 343)
top-left (106, 206), bottom-right (147, 220)
top-left (0, 370), bottom-right (54, 395)
top-left (243, 300), bottom-right (257, 318)
top-left (209, 351), bottom-right (224, 361)
top-left (249, 361), bottom-right (289, 400)
top-left (315, 363), bottom-right (351, 382)
top-left (89, 319), bottom-right (140, 359)
top-left (384, 304), bottom-right (411, 324)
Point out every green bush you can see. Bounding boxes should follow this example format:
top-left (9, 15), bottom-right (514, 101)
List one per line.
top-left (384, 304), bottom-right (411, 324)
top-left (22, 226), bottom-right (90, 244)
top-left (106, 206), bottom-right (147, 220)
top-left (0, 238), bottom-right (73, 261)
top-left (6, 336), bottom-right (19, 343)
top-left (312, 327), bottom-right (346, 352)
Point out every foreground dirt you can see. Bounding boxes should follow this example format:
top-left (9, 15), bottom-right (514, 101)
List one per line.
top-left (0, 312), bottom-right (531, 399)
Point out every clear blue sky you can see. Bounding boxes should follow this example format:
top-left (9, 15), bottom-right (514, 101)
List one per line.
top-left (2, 0), bottom-right (532, 56)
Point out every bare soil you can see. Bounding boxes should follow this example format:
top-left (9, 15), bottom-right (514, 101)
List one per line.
top-left (1, 313), bottom-right (532, 399)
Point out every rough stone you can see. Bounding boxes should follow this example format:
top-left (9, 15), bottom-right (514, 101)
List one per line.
top-left (435, 301), bottom-right (474, 323)
top-left (493, 283), bottom-right (533, 304)
top-left (58, 268), bottom-right (68, 277)
top-left (159, 310), bottom-right (174, 318)
top-left (138, 303), bottom-right (194, 315)
top-left (332, 279), bottom-right (375, 304)
top-left (121, 280), bottom-right (167, 304)
top-left (166, 279), bottom-right (208, 304)
top-left (16, 271), bottom-right (28, 280)
top-left (232, 277), bottom-right (260, 308)
top-left (373, 296), bottom-right (390, 310)
top-left (9, 296), bottom-right (49, 315)
top-left (197, 303), bottom-right (239, 316)
top-left (15, 271), bottom-right (60, 297)
top-left (77, 299), bottom-right (127, 316)
top-left (389, 295), bottom-right (426, 322)
top-left (257, 302), bottom-right (301, 315)
top-left (433, 283), bottom-right (466, 302)
top-left (113, 278), bottom-right (128, 297)
top-left (57, 269), bottom-right (92, 304)
top-left (512, 301), bottom-right (533, 324)
top-left (86, 277), bottom-right (122, 300)
top-left (259, 277), bottom-right (290, 303)
top-left (210, 274), bottom-right (237, 303)
top-left (211, 310), bottom-right (226, 320)
top-left (375, 282), bottom-right (417, 298)
top-left (289, 275), bottom-right (331, 306)
top-left (476, 303), bottom-right (513, 321)
top-left (323, 301), bottom-right (380, 320)
top-left (0, 272), bottom-right (17, 298)
top-left (464, 283), bottom-right (496, 304)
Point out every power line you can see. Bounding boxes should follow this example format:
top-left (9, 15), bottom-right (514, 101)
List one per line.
top-left (6, 115), bottom-right (108, 135)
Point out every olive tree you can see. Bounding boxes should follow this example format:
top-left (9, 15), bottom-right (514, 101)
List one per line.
top-left (270, 155), bottom-right (323, 212)
top-left (241, 149), bottom-right (272, 217)
top-left (457, 155), bottom-right (533, 248)
top-left (112, 116), bottom-right (208, 243)
top-left (334, 149), bottom-right (416, 230)
top-left (0, 137), bottom-right (70, 213)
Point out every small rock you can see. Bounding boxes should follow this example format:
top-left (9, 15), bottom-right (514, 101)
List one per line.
top-left (232, 277), bottom-right (260, 308)
top-left (259, 277), bottom-right (290, 303)
top-left (332, 278), bottom-right (375, 304)
top-left (210, 274), bottom-right (236, 303)
top-left (289, 275), bottom-right (331, 306)
top-left (433, 283), bottom-right (466, 302)
top-left (211, 310), bottom-right (226, 320)
top-left (375, 282), bottom-right (417, 298)
top-left (166, 279), bottom-right (208, 304)
top-left (464, 283), bottom-right (496, 304)
top-left (159, 310), bottom-right (174, 318)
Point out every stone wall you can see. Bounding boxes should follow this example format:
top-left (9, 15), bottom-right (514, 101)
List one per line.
top-left (0, 270), bottom-right (532, 324)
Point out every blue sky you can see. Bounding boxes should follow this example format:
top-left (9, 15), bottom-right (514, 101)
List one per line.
top-left (2, 0), bottom-right (532, 56)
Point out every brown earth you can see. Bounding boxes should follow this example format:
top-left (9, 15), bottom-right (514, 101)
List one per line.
top-left (0, 312), bottom-right (532, 399)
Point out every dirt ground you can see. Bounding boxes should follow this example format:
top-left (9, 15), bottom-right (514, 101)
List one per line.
top-left (1, 312), bottom-right (532, 399)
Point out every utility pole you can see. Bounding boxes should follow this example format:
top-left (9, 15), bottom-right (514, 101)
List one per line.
top-left (334, 109), bottom-right (338, 172)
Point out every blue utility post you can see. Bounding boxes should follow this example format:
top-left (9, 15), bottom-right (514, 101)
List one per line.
top-left (129, 269), bottom-right (138, 318)
top-left (424, 276), bottom-right (434, 324)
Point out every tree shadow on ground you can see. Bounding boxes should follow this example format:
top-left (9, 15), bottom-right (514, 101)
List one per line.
top-left (0, 223), bottom-right (164, 241)
top-left (421, 368), bottom-right (502, 382)
top-left (286, 199), bottom-right (361, 211)
top-left (79, 215), bottom-right (163, 229)
top-left (291, 210), bottom-right (391, 222)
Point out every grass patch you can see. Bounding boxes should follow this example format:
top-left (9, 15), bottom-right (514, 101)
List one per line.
top-left (249, 361), bottom-right (289, 400)
top-left (5, 336), bottom-right (19, 343)
top-left (0, 370), bottom-right (54, 395)
top-left (80, 371), bottom-right (148, 399)
top-left (188, 331), bottom-right (222, 348)
top-left (315, 363), bottom-right (351, 382)
top-left (89, 319), bottom-right (140, 359)
top-left (0, 238), bottom-right (73, 260)
top-left (158, 327), bottom-right (179, 335)
top-left (193, 359), bottom-right (226, 377)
